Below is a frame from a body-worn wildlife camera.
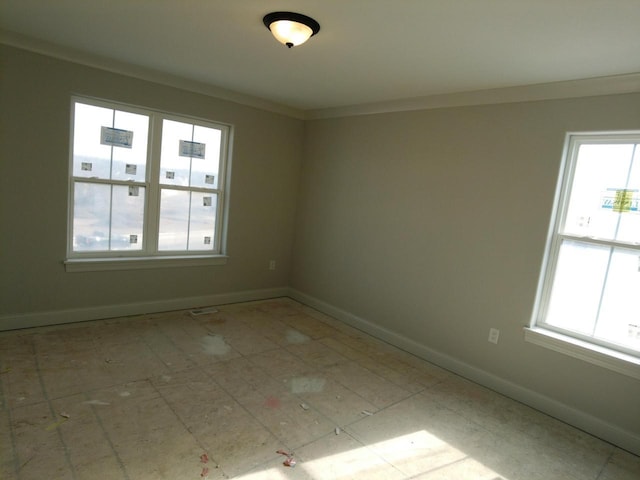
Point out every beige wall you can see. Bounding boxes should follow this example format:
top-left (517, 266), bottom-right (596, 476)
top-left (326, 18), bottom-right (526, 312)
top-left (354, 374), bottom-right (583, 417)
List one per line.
top-left (0, 45), bottom-right (303, 315)
top-left (292, 95), bottom-right (640, 445)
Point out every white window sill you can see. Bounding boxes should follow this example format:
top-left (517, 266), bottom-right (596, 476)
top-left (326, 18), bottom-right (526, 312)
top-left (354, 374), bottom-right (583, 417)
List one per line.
top-left (64, 255), bottom-right (228, 272)
top-left (524, 327), bottom-right (640, 380)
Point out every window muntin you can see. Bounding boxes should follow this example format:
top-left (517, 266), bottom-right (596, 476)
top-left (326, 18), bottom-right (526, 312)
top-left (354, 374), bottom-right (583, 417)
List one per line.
top-left (534, 133), bottom-right (640, 358)
top-left (68, 98), bottom-right (230, 260)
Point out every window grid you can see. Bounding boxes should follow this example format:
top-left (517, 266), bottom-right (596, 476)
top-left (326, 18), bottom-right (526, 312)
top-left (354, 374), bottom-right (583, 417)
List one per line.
top-left (68, 97), bottom-right (230, 260)
top-left (534, 133), bottom-right (640, 359)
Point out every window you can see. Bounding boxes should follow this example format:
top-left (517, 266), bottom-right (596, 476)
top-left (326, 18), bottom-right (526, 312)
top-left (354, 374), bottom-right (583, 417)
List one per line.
top-left (529, 132), bottom-right (640, 376)
top-left (66, 97), bottom-right (231, 271)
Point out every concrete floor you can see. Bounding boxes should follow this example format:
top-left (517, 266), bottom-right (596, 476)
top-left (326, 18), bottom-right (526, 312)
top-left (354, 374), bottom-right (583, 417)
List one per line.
top-left (0, 298), bottom-right (638, 479)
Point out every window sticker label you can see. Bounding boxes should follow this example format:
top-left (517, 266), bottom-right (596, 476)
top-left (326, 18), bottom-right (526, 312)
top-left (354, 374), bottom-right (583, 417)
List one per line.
top-left (577, 216), bottom-right (590, 228)
top-left (179, 140), bottom-right (206, 159)
top-left (129, 234), bottom-right (138, 244)
top-left (205, 174), bottom-right (215, 184)
top-left (166, 171), bottom-right (175, 179)
top-left (128, 186), bottom-right (139, 197)
top-left (203, 196), bottom-right (212, 206)
top-left (81, 162), bottom-right (92, 171)
top-left (125, 164), bottom-right (137, 175)
top-left (101, 127), bottom-right (133, 148)
top-left (204, 236), bottom-right (211, 245)
top-left (601, 188), bottom-right (638, 213)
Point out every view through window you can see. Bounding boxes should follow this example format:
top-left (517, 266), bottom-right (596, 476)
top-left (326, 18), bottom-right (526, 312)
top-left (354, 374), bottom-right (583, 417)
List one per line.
top-left (68, 98), bottom-right (231, 262)
top-left (533, 132), bottom-right (640, 358)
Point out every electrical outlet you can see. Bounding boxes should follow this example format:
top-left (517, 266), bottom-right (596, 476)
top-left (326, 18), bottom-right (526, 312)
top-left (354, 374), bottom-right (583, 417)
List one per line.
top-left (488, 328), bottom-right (500, 344)
top-left (269, 260), bottom-right (276, 270)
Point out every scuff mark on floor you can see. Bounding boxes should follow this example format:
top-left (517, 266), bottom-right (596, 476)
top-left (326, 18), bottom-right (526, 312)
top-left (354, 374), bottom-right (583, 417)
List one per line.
top-left (285, 329), bottom-right (310, 344)
top-left (290, 377), bottom-right (326, 394)
top-left (200, 334), bottom-right (231, 355)
top-left (83, 400), bottom-right (110, 406)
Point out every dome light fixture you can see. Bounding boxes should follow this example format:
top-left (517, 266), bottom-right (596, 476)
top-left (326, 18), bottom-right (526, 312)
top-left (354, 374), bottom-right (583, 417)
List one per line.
top-left (263, 11), bottom-right (320, 48)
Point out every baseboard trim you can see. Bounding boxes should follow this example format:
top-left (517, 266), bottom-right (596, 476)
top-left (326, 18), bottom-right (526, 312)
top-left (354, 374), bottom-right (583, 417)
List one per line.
top-left (0, 287), bottom-right (289, 332)
top-left (288, 288), bottom-right (640, 456)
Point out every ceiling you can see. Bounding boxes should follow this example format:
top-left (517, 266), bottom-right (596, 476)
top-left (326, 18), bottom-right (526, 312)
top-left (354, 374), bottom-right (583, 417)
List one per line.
top-left (1, 0), bottom-right (640, 116)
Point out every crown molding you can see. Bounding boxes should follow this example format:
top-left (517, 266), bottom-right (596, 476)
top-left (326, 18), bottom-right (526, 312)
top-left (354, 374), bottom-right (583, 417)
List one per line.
top-left (306, 72), bottom-right (640, 119)
top-left (0, 29), bottom-right (306, 120)
top-left (3, 29), bottom-right (639, 122)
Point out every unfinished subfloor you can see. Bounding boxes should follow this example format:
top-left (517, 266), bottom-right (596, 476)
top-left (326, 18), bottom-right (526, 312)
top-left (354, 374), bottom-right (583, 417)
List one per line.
top-left (0, 298), bottom-right (638, 479)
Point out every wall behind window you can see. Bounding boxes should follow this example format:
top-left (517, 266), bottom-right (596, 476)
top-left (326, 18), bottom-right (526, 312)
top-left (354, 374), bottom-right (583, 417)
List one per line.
top-left (0, 44), bottom-right (303, 314)
top-left (292, 92), bottom-right (640, 444)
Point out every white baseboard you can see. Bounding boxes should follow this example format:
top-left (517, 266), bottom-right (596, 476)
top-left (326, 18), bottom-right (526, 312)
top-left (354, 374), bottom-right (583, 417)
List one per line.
top-left (288, 288), bottom-right (640, 456)
top-left (0, 287), bottom-right (289, 332)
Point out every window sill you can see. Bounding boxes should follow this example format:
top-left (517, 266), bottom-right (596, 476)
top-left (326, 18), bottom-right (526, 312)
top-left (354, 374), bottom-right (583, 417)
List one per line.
top-left (64, 255), bottom-right (228, 272)
top-left (524, 327), bottom-right (640, 380)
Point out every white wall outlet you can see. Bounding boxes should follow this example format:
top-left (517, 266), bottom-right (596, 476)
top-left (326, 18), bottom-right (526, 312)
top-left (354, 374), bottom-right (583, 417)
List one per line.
top-left (269, 260), bottom-right (276, 270)
top-left (488, 328), bottom-right (500, 344)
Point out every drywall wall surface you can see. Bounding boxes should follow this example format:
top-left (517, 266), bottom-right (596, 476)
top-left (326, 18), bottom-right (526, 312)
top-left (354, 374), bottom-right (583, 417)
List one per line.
top-left (0, 45), bottom-right (302, 316)
top-left (292, 94), bottom-right (640, 437)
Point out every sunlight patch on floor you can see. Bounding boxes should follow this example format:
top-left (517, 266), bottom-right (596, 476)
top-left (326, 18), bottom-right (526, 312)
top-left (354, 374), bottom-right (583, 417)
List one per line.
top-left (235, 430), bottom-right (507, 479)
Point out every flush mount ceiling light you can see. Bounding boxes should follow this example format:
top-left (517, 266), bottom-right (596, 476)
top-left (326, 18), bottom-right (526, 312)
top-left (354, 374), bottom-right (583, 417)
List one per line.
top-left (263, 11), bottom-right (320, 48)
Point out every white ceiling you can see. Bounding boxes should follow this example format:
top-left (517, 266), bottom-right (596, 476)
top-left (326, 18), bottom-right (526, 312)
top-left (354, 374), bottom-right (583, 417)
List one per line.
top-left (2, 0), bottom-right (640, 115)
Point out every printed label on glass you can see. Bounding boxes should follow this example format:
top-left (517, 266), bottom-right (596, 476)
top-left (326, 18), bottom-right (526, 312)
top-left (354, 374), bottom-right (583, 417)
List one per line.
top-left (129, 234), bottom-right (138, 244)
top-left (101, 127), bottom-right (133, 148)
top-left (128, 186), bottom-right (139, 197)
top-left (125, 164), bottom-right (137, 175)
top-left (166, 171), bottom-right (175, 179)
top-left (205, 174), bottom-right (215, 184)
top-left (203, 196), bottom-right (212, 206)
top-left (601, 188), bottom-right (638, 213)
top-left (204, 236), bottom-right (211, 245)
top-left (81, 162), bottom-right (92, 171)
top-left (179, 140), bottom-right (206, 159)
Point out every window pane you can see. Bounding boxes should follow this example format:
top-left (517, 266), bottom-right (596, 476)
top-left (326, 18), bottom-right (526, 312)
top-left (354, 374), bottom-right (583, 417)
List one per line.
top-left (73, 103), bottom-right (149, 182)
top-left (595, 247), bottom-right (640, 351)
top-left (158, 190), bottom-right (217, 251)
top-left (111, 110), bottom-right (149, 182)
top-left (73, 103), bottom-right (113, 179)
top-left (73, 183), bottom-right (146, 252)
top-left (190, 125), bottom-right (221, 189)
top-left (545, 240), bottom-right (609, 335)
top-left (189, 192), bottom-right (217, 251)
top-left (158, 189), bottom-right (190, 250)
top-left (615, 146), bottom-right (640, 243)
top-left (563, 144), bottom-right (636, 241)
top-left (73, 182), bottom-right (111, 251)
top-left (111, 185), bottom-right (145, 251)
top-left (160, 120), bottom-right (193, 186)
top-left (160, 119), bottom-right (221, 189)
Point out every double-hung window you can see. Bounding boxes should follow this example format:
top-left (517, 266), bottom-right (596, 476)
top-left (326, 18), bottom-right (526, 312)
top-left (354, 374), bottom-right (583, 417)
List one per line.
top-left (528, 132), bottom-right (640, 377)
top-left (66, 97), bottom-right (231, 271)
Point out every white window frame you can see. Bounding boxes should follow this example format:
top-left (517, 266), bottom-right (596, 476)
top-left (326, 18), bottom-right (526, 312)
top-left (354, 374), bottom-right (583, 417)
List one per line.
top-left (64, 96), bottom-right (232, 272)
top-left (527, 131), bottom-right (640, 380)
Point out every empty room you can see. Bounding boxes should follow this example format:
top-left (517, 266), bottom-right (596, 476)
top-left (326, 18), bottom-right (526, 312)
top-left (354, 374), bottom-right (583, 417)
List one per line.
top-left (1, 1), bottom-right (639, 479)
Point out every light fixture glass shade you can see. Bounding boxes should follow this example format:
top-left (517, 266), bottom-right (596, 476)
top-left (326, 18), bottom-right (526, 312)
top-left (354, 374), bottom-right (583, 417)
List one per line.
top-left (263, 12), bottom-right (320, 48)
top-left (269, 20), bottom-right (313, 47)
